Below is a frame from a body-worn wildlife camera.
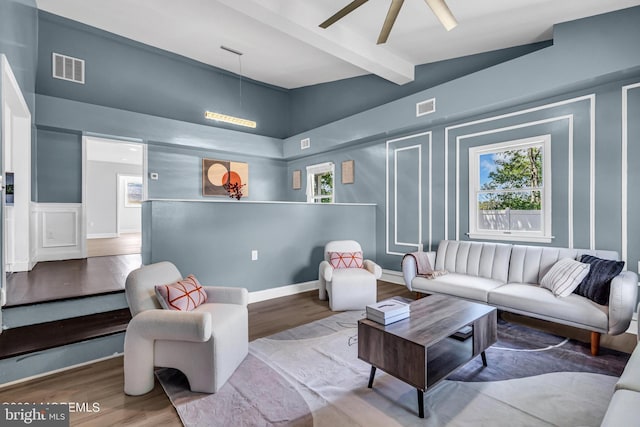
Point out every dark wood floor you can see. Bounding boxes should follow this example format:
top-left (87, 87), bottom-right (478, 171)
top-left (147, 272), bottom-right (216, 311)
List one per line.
top-left (6, 255), bottom-right (141, 306)
top-left (0, 282), bottom-right (414, 426)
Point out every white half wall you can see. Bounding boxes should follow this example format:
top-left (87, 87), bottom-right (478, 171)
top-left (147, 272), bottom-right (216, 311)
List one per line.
top-left (32, 203), bottom-right (84, 262)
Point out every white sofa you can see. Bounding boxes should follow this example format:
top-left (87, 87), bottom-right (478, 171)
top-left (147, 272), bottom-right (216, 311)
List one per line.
top-left (402, 240), bottom-right (638, 355)
top-left (600, 303), bottom-right (640, 425)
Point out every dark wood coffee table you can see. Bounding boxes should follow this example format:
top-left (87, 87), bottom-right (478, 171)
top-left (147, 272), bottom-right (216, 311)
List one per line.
top-left (358, 294), bottom-right (497, 418)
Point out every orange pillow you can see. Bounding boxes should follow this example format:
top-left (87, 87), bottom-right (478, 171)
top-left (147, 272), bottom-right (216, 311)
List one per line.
top-left (328, 251), bottom-right (364, 269)
top-left (155, 275), bottom-right (208, 311)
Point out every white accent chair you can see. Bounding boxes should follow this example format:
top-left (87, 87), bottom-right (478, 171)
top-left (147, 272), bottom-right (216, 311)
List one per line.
top-left (123, 261), bottom-right (248, 396)
top-left (318, 240), bottom-right (381, 311)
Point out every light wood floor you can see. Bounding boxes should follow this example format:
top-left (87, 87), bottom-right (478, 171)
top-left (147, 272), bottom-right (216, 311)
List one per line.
top-left (87, 233), bottom-right (141, 257)
top-left (0, 282), bottom-right (414, 426)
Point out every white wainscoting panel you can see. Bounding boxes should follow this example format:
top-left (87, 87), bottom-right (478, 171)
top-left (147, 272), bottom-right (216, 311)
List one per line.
top-left (32, 203), bottom-right (84, 262)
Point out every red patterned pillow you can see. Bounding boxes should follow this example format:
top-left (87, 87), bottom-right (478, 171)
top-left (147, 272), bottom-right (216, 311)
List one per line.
top-left (155, 275), bottom-right (208, 311)
top-left (328, 251), bottom-right (364, 269)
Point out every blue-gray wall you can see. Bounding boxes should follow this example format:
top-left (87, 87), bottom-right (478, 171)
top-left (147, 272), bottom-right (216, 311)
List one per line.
top-left (36, 11), bottom-right (291, 139)
top-left (0, 0), bottom-right (37, 114)
top-left (23, 5), bottom-right (640, 283)
top-left (283, 7), bottom-right (640, 276)
top-left (143, 200), bottom-right (376, 291)
top-left (288, 42), bottom-right (551, 136)
top-left (147, 144), bottom-right (288, 201)
top-left (34, 128), bottom-right (82, 203)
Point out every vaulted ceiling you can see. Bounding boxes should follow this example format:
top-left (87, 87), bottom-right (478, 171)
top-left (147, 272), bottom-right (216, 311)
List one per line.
top-left (36, 0), bottom-right (640, 89)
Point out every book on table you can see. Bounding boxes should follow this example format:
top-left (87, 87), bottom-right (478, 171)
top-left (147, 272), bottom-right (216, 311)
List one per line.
top-left (366, 299), bottom-right (410, 325)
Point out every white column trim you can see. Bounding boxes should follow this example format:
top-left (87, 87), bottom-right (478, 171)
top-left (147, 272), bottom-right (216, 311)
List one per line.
top-left (621, 82), bottom-right (640, 264)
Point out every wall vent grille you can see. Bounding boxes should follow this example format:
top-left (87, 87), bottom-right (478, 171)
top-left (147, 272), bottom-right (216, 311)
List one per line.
top-left (300, 138), bottom-right (311, 150)
top-left (416, 98), bottom-right (436, 117)
top-left (52, 52), bottom-right (85, 84)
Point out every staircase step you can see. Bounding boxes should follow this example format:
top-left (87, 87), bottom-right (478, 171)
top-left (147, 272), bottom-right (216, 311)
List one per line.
top-left (0, 308), bottom-right (131, 360)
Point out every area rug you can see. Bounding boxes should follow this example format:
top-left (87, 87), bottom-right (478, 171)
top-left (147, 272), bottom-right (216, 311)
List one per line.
top-left (156, 311), bottom-right (630, 426)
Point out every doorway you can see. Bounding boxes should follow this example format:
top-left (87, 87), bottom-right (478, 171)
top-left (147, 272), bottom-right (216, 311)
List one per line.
top-left (85, 137), bottom-right (144, 257)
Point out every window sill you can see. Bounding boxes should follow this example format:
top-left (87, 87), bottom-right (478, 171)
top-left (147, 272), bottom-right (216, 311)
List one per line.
top-left (467, 232), bottom-right (554, 244)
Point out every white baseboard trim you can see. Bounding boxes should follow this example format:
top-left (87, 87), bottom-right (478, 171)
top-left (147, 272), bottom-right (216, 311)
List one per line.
top-left (87, 233), bottom-right (118, 239)
top-left (7, 260), bottom-right (33, 272)
top-left (249, 281), bottom-right (319, 304)
top-left (36, 251), bottom-right (85, 263)
top-left (381, 269), bottom-right (405, 285)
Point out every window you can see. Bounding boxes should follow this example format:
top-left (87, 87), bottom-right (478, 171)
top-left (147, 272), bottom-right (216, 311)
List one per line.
top-left (306, 162), bottom-right (334, 203)
top-left (468, 135), bottom-right (552, 242)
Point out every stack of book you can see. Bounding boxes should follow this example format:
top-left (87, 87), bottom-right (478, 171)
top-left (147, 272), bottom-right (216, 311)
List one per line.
top-left (366, 299), bottom-right (410, 325)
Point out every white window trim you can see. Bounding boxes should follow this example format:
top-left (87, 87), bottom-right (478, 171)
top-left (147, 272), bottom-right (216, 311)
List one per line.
top-left (306, 162), bottom-right (335, 203)
top-left (468, 135), bottom-right (553, 243)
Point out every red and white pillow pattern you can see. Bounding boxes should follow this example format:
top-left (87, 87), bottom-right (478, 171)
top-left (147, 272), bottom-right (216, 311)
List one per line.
top-left (155, 274), bottom-right (207, 311)
top-left (329, 251), bottom-right (364, 269)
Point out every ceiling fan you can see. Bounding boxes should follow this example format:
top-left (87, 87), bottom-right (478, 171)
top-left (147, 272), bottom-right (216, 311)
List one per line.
top-left (319, 0), bottom-right (458, 45)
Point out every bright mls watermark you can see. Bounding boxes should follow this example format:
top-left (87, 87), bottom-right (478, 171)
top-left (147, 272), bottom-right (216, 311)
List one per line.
top-left (2, 402), bottom-right (101, 426)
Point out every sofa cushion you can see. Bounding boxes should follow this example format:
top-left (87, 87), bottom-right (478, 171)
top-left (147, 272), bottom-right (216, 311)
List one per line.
top-left (600, 390), bottom-right (640, 427)
top-left (615, 342), bottom-right (640, 392)
top-left (435, 240), bottom-right (512, 283)
top-left (155, 275), bottom-right (208, 311)
top-left (574, 255), bottom-right (625, 305)
top-left (488, 283), bottom-right (608, 330)
top-left (540, 258), bottom-right (591, 297)
top-left (411, 273), bottom-right (505, 303)
top-left (328, 251), bottom-right (364, 269)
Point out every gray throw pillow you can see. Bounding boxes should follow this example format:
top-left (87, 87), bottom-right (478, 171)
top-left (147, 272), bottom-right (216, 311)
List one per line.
top-left (573, 255), bottom-right (625, 305)
top-left (540, 258), bottom-right (591, 297)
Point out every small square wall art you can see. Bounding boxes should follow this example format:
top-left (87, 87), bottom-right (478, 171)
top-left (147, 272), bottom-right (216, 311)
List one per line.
top-left (202, 158), bottom-right (249, 197)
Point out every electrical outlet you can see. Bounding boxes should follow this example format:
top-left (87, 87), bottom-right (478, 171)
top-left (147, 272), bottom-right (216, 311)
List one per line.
top-left (251, 250), bottom-right (258, 261)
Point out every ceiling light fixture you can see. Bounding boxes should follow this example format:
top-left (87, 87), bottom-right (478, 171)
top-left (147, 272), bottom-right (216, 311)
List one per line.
top-left (204, 111), bottom-right (257, 128)
top-left (204, 46), bottom-right (257, 129)
top-left (320, 0), bottom-right (457, 44)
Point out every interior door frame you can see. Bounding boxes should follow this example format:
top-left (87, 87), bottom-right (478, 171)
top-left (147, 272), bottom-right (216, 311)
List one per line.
top-left (0, 54), bottom-right (32, 309)
top-left (81, 135), bottom-right (147, 258)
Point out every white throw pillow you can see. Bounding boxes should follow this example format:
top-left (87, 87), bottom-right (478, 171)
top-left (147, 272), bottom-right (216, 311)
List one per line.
top-left (540, 258), bottom-right (591, 297)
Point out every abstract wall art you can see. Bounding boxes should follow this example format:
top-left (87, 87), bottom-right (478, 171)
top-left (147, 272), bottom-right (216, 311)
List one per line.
top-left (202, 158), bottom-right (249, 197)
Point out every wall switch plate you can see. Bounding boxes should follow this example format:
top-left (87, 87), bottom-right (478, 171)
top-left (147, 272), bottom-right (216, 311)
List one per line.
top-left (150, 172), bottom-right (159, 180)
top-left (251, 250), bottom-right (258, 261)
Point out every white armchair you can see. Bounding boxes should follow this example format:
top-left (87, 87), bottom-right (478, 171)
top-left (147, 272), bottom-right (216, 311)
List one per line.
top-left (123, 261), bottom-right (248, 396)
top-left (318, 240), bottom-right (381, 311)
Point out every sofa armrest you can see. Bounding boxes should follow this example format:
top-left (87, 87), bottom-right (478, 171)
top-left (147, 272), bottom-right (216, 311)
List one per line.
top-left (363, 259), bottom-right (382, 279)
top-left (124, 309), bottom-right (212, 395)
top-left (318, 260), bottom-right (333, 300)
top-left (401, 251), bottom-right (436, 292)
top-left (402, 256), bottom-right (417, 291)
top-left (608, 270), bottom-right (639, 335)
top-left (127, 309), bottom-right (212, 342)
top-left (203, 286), bottom-right (248, 307)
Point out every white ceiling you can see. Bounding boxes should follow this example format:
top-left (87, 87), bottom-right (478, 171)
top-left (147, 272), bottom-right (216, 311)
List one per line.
top-left (36, 0), bottom-right (640, 89)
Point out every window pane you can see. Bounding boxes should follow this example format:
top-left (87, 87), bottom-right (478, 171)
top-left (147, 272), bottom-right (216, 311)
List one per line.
top-left (477, 191), bottom-right (542, 231)
top-left (319, 172), bottom-right (333, 196)
top-left (480, 146), bottom-right (543, 191)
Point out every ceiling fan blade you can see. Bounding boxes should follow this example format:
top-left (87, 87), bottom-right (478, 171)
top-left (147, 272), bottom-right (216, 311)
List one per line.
top-left (377, 0), bottom-right (405, 44)
top-left (423, 0), bottom-right (458, 31)
top-left (319, 0), bottom-right (369, 29)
